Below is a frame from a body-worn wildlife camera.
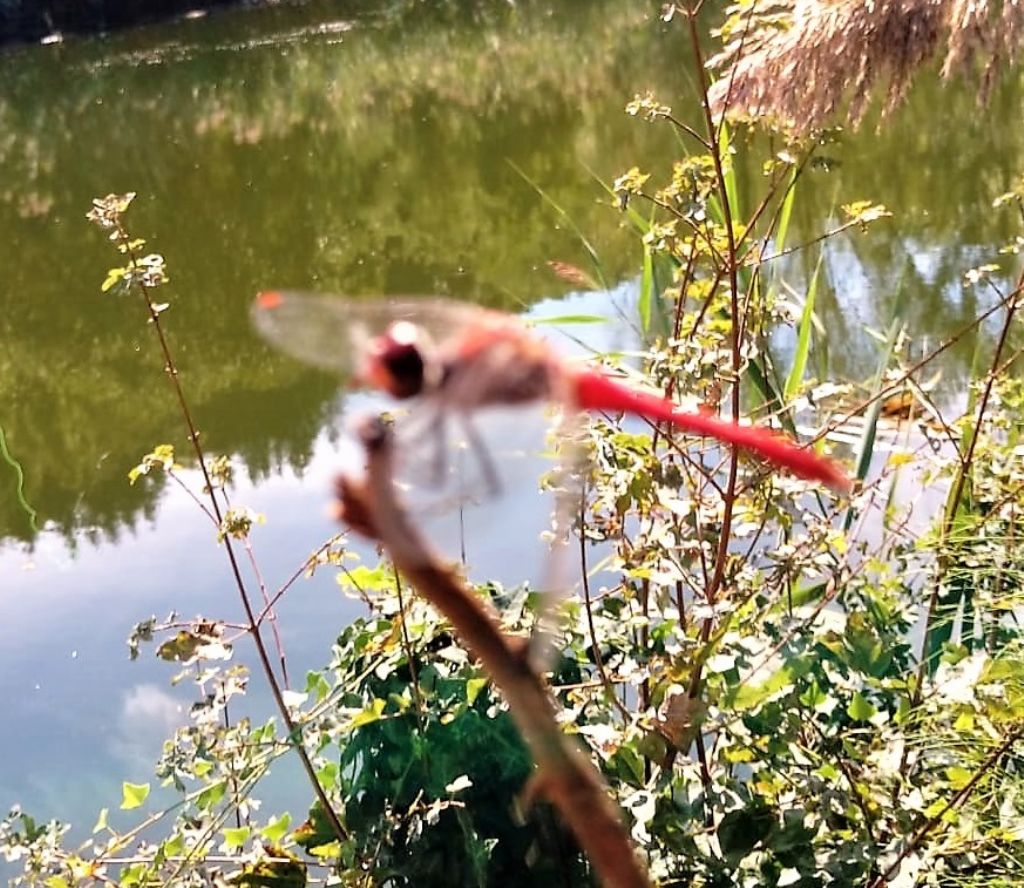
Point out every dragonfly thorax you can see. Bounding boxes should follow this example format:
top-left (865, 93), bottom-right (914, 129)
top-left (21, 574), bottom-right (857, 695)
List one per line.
top-left (363, 321), bottom-right (435, 400)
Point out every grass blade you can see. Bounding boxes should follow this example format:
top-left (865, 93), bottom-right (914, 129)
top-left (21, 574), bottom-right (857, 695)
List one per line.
top-left (775, 168), bottom-right (798, 254)
top-left (843, 317), bottom-right (903, 531)
top-left (719, 122), bottom-right (740, 222)
top-left (638, 237), bottom-right (653, 336)
top-left (783, 254), bottom-right (821, 404)
top-left (507, 159), bottom-right (608, 290)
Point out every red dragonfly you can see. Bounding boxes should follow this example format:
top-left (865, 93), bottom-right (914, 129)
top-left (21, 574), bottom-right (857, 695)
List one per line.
top-left (252, 291), bottom-right (851, 492)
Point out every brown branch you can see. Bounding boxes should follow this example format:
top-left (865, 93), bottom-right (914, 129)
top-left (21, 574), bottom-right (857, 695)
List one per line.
top-left (336, 416), bottom-right (650, 888)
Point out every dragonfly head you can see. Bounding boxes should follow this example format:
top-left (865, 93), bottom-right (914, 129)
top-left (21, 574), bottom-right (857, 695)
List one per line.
top-left (362, 321), bottom-right (430, 400)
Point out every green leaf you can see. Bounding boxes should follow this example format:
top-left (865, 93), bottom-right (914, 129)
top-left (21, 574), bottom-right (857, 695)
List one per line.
top-left (293, 805), bottom-right (336, 852)
top-left (846, 691), bottom-right (877, 722)
top-left (222, 825), bottom-right (251, 849)
top-left (466, 677), bottom-right (488, 705)
top-left (337, 564), bottom-right (393, 595)
top-left (798, 680), bottom-right (828, 710)
top-left (163, 833), bottom-right (185, 857)
top-left (350, 697), bottom-right (387, 729)
top-left (231, 847), bottom-right (306, 888)
top-left (120, 863), bottom-right (147, 887)
top-left (316, 761), bottom-right (339, 791)
top-left (717, 804), bottom-right (775, 862)
top-left (816, 762), bottom-right (840, 781)
top-left (308, 840), bottom-right (341, 859)
top-left (638, 238), bottom-right (653, 335)
top-left (844, 314), bottom-right (903, 532)
top-left (92, 807), bottom-right (109, 834)
top-left (528, 314), bottom-right (607, 326)
top-left (197, 780), bottom-right (227, 811)
top-left (101, 267), bottom-right (126, 293)
top-left (120, 781), bottom-right (150, 810)
top-left (718, 122), bottom-right (740, 220)
top-left (946, 766), bottom-right (973, 789)
top-left (724, 659), bottom-right (809, 710)
top-left (45, 878), bottom-right (70, 888)
top-left (261, 813), bottom-right (292, 844)
top-left (784, 257), bottom-right (819, 403)
top-left (775, 167), bottom-right (798, 254)
top-left (507, 158), bottom-right (607, 290)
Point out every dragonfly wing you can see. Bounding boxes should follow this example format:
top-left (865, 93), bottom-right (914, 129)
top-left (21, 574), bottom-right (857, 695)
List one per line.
top-left (251, 291), bottom-right (492, 378)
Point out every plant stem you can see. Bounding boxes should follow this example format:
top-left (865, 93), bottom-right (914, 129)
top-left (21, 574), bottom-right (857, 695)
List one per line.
top-left (578, 498), bottom-right (632, 722)
top-left (871, 724), bottom-right (1024, 888)
top-left (115, 222), bottom-right (348, 844)
top-left (916, 277), bottom-right (1021, 684)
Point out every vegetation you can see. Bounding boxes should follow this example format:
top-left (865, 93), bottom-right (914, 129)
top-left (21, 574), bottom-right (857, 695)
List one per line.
top-left (5, 1), bottom-right (1024, 887)
top-left (709, 0), bottom-right (1024, 131)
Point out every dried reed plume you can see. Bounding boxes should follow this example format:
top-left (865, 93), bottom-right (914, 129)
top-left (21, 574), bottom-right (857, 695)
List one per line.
top-left (708, 0), bottom-right (1024, 132)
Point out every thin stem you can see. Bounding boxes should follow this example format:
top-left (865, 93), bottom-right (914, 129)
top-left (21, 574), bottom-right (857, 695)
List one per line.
top-left (114, 221), bottom-right (348, 844)
top-left (664, 112), bottom-right (711, 150)
top-left (578, 497), bottom-right (632, 722)
top-left (814, 282), bottom-right (1023, 448)
top-left (166, 471), bottom-right (217, 525)
top-left (220, 693), bottom-right (244, 830)
top-left (255, 533), bottom-right (347, 626)
top-left (915, 280), bottom-right (1021, 693)
top-left (870, 724), bottom-right (1024, 888)
top-left (751, 218), bottom-right (875, 265)
top-left (222, 486), bottom-right (290, 689)
top-left (394, 567), bottom-right (425, 719)
top-left (686, 0), bottom-right (742, 623)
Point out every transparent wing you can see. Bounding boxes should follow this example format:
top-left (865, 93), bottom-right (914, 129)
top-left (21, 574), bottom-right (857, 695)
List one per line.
top-left (250, 291), bottom-right (494, 378)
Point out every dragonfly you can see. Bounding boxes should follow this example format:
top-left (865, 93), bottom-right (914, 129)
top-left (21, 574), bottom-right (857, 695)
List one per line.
top-left (252, 291), bottom-right (851, 494)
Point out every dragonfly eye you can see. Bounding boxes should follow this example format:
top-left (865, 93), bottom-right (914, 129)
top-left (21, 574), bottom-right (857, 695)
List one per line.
top-left (367, 321), bottom-right (427, 399)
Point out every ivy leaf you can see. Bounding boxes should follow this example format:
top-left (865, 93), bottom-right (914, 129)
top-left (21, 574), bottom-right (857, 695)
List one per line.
top-left (101, 267), bottom-right (128, 293)
top-left (222, 826), bottom-right (251, 850)
top-left (847, 691), bottom-right (877, 722)
top-left (350, 698), bottom-right (386, 729)
top-left (261, 814), bottom-right (292, 844)
top-left (230, 845), bottom-right (306, 887)
top-left (946, 766), bottom-right (973, 789)
top-left (466, 677), bottom-right (488, 706)
top-left (120, 782), bottom-right (150, 810)
top-left (293, 805), bottom-right (336, 853)
top-left (197, 780), bottom-right (227, 811)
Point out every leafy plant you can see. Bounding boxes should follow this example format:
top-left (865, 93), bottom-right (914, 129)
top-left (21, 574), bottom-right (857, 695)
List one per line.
top-left (6, 3), bottom-right (1024, 887)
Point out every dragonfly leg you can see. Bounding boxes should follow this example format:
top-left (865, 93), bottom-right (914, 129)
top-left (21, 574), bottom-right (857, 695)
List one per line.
top-left (424, 408), bottom-right (448, 488)
top-left (457, 413), bottom-right (502, 497)
top-left (394, 403), bottom-right (450, 488)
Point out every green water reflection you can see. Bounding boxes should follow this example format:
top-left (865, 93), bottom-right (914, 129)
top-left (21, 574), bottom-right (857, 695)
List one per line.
top-left (0, 0), bottom-right (1021, 545)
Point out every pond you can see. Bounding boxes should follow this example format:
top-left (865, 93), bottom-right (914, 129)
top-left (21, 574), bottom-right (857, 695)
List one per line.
top-left (1, 0), bottom-right (1022, 864)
